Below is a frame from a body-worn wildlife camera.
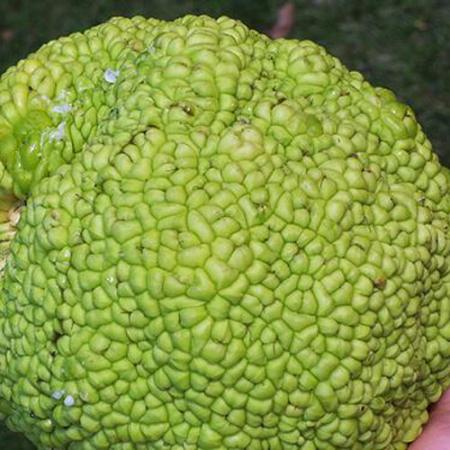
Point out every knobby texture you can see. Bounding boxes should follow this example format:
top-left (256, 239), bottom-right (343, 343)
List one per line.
top-left (0, 15), bottom-right (448, 450)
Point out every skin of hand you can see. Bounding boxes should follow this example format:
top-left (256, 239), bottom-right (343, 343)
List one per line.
top-left (409, 389), bottom-right (450, 450)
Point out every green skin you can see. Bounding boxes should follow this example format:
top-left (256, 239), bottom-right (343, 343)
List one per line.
top-left (0, 15), bottom-right (448, 450)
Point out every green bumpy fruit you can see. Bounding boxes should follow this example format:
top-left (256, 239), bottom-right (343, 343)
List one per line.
top-left (0, 15), bottom-right (448, 450)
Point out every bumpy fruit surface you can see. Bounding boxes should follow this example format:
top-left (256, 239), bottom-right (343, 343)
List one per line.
top-left (0, 15), bottom-right (448, 450)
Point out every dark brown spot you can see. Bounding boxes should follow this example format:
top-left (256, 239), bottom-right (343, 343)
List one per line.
top-left (373, 277), bottom-right (386, 290)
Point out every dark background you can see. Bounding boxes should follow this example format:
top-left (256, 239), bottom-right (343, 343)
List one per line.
top-left (0, 0), bottom-right (449, 448)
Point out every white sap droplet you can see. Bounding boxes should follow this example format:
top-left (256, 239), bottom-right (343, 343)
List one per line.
top-left (57, 90), bottom-right (69, 101)
top-left (48, 122), bottom-right (66, 141)
top-left (64, 395), bottom-right (75, 407)
top-left (52, 104), bottom-right (72, 114)
top-left (104, 68), bottom-right (120, 84)
top-left (39, 94), bottom-right (51, 105)
top-left (52, 390), bottom-right (65, 400)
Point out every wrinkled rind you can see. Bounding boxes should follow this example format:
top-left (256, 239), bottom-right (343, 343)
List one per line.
top-left (0, 14), bottom-right (448, 450)
top-left (0, 16), bottom-right (162, 197)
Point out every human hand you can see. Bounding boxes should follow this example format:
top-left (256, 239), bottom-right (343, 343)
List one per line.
top-left (409, 388), bottom-right (450, 449)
